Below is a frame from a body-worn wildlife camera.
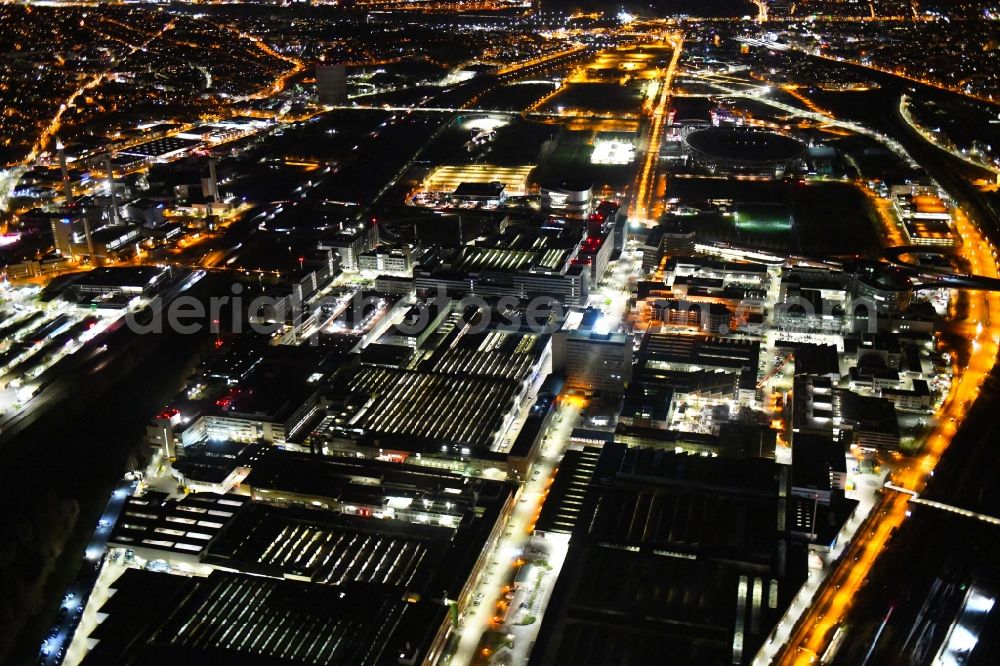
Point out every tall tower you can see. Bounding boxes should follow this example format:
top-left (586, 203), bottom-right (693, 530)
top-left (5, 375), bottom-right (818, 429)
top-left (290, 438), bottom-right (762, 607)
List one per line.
top-left (103, 154), bottom-right (120, 226)
top-left (56, 138), bottom-right (73, 204)
top-left (202, 158), bottom-right (220, 203)
top-left (209, 158), bottom-right (220, 203)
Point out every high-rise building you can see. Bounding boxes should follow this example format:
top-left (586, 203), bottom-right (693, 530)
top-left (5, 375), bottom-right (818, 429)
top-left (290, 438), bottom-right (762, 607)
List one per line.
top-left (51, 210), bottom-right (106, 261)
top-left (51, 213), bottom-right (86, 257)
top-left (553, 309), bottom-right (633, 394)
top-left (316, 63), bottom-right (347, 105)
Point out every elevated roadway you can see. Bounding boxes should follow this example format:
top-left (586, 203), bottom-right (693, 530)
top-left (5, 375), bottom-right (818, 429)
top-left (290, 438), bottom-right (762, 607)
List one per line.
top-left (885, 483), bottom-right (1000, 527)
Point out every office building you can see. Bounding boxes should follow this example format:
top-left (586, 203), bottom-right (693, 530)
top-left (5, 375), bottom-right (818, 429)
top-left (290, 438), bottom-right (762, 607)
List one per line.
top-left (359, 244), bottom-right (412, 273)
top-left (791, 375), bottom-right (900, 452)
top-left (147, 342), bottom-right (329, 457)
top-left (553, 310), bottom-right (632, 394)
top-left (650, 298), bottom-right (733, 333)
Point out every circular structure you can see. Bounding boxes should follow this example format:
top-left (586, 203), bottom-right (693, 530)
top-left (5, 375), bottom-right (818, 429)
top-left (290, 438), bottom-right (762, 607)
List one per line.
top-left (684, 127), bottom-right (805, 174)
top-left (540, 178), bottom-right (593, 215)
top-left (850, 260), bottom-right (913, 314)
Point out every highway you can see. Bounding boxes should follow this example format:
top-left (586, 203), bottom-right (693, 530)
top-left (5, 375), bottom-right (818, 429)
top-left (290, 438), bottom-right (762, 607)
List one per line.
top-left (809, 100), bottom-right (1000, 660)
top-left (685, 42), bottom-right (1000, 665)
top-left (750, 37), bottom-right (996, 107)
top-left (13, 17), bottom-right (999, 666)
top-left (319, 104), bottom-right (641, 123)
top-left (772, 107), bottom-right (1000, 666)
top-left (778, 224), bottom-right (999, 660)
top-left (0, 16), bottom-right (703, 666)
top-left (495, 43), bottom-right (588, 76)
top-left (629, 34), bottom-right (683, 226)
top-left (824, 375), bottom-right (1000, 665)
top-left (898, 95), bottom-right (1000, 177)
top-left (691, 58), bottom-right (921, 171)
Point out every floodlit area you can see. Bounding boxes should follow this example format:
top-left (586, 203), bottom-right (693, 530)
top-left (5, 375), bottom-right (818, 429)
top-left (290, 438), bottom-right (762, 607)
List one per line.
top-left (462, 116), bottom-right (510, 133)
top-left (590, 138), bottom-right (635, 165)
top-left (934, 587), bottom-right (995, 666)
top-left (422, 164), bottom-right (535, 196)
top-left (0, 287), bottom-right (116, 418)
top-left (568, 45), bottom-right (676, 84)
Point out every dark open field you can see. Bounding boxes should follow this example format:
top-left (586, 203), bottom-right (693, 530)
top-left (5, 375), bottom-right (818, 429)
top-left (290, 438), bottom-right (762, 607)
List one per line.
top-left (665, 178), bottom-right (882, 255)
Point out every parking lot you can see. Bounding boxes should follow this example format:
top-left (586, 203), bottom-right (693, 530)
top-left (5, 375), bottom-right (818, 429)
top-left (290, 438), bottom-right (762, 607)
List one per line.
top-left (0, 286), bottom-right (116, 418)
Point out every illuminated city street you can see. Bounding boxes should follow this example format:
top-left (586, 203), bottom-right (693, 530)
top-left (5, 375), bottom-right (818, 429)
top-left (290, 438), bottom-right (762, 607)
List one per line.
top-left (630, 34), bottom-right (682, 226)
top-left (2, 3), bottom-right (1000, 666)
top-left (778, 205), bottom-right (1000, 664)
top-left (450, 396), bottom-right (582, 665)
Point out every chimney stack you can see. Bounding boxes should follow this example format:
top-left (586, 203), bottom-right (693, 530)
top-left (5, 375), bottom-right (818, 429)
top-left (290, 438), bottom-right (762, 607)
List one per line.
top-left (103, 154), bottom-right (120, 226)
top-left (56, 138), bottom-right (72, 204)
top-left (209, 158), bottom-right (220, 203)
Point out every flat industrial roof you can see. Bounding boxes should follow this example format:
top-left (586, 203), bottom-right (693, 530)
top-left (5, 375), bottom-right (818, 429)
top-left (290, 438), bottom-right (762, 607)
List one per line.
top-left (531, 443), bottom-right (808, 666)
top-left (120, 136), bottom-right (201, 159)
top-left (243, 448), bottom-right (485, 512)
top-left (535, 447), bottom-right (601, 534)
top-left (685, 127), bottom-right (805, 163)
top-left (343, 365), bottom-right (521, 449)
top-left (108, 491), bottom-right (249, 558)
top-left (205, 503), bottom-right (453, 593)
top-left (638, 332), bottom-right (760, 371)
top-left (82, 570), bottom-right (448, 666)
top-left (70, 265), bottom-right (167, 289)
top-left (420, 326), bottom-right (548, 380)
